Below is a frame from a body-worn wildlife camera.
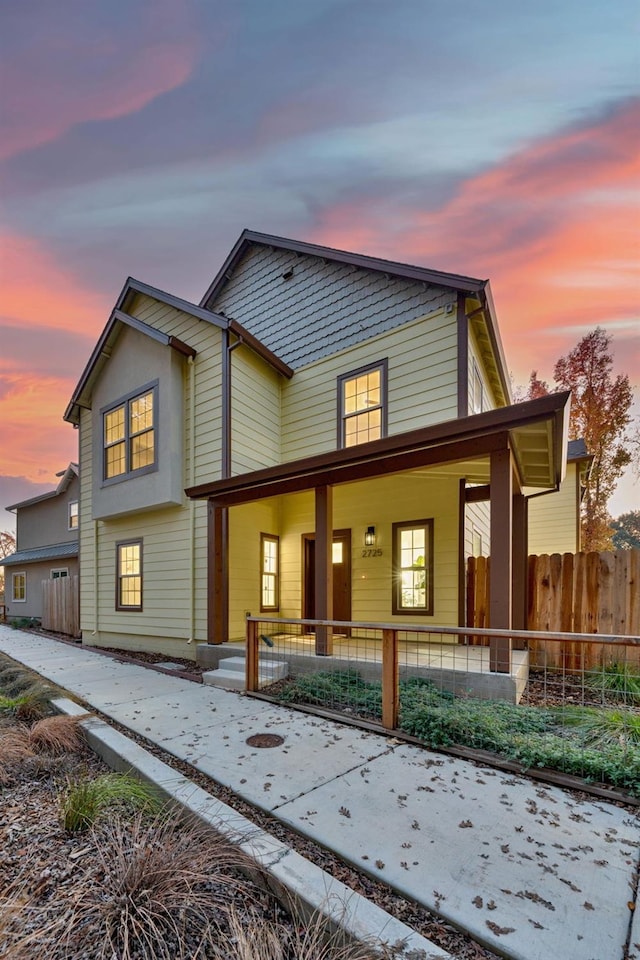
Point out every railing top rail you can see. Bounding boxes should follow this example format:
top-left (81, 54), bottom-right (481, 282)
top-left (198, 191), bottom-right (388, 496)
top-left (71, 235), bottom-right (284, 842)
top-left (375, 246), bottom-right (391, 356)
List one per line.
top-left (246, 615), bottom-right (640, 646)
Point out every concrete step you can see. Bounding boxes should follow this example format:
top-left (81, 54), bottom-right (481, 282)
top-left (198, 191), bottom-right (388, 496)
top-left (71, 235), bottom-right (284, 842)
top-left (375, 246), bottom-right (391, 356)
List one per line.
top-left (202, 658), bottom-right (288, 691)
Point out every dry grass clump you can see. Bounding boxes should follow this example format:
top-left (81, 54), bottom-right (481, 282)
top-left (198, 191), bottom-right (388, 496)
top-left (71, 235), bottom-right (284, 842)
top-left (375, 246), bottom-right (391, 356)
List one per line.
top-left (0, 728), bottom-right (35, 784)
top-left (29, 715), bottom-right (87, 755)
top-left (0, 683), bottom-right (55, 722)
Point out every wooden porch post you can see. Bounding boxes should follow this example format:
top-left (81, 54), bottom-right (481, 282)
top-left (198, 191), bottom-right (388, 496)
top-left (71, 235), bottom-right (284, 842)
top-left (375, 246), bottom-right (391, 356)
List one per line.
top-left (314, 484), bottom-right (333, 656)
top-left (489, 448), bottom-right (512, 672)
top-left (207, 500), bottom-right (228, 645)
top-left (512, 491), bottom-right (528, 640)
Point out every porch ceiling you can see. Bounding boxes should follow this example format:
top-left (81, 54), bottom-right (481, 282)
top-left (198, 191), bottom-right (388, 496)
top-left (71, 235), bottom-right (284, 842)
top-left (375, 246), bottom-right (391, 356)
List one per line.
top-left (186, 391), bottom-right (570, 507)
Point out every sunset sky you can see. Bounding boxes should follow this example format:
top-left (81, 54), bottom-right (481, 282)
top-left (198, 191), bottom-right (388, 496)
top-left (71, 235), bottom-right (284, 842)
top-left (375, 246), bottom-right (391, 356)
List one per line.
top-left (1, 0), bottom-right (638, 533)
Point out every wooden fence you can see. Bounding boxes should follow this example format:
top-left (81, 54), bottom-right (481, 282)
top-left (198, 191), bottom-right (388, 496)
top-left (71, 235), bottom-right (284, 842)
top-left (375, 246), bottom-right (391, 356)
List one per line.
top-left (41, 575), bottom-right (80, 638)
top-left (467, 549), bottom-right (640, 669)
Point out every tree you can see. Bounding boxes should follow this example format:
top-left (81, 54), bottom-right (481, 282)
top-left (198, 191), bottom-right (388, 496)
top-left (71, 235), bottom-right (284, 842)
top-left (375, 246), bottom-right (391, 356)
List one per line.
top-left (0, 530), bottom-right (16, 597)
top-left (611, 511), bottom-right (640, 550)
top-left (553, 328), bottom-right (633, 551)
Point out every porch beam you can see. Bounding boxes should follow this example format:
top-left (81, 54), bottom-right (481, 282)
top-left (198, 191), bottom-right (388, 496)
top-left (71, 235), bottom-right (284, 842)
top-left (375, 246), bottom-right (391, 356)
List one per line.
top-left (314, 485), bottom-right (333, 656)
top-left (207, 501), bottom-right (228, 644)
top-left (489, 448), bottom-right (512, 672)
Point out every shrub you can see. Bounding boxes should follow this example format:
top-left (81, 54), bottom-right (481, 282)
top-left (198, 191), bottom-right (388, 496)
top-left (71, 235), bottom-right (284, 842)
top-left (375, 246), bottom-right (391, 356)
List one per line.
top-left (29, 715), bottom-right (87, 755)
top-left (61, 773), bottom-right (161, 833)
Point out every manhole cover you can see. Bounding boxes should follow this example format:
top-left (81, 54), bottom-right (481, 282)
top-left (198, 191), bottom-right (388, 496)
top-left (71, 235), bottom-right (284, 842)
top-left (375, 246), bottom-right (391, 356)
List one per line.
top-left (245, 733), bottom-right (285, 748)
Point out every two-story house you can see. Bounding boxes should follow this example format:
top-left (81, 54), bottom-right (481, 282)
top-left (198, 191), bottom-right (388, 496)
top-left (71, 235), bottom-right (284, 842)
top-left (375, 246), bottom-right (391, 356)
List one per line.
top-left (64, 231), bottom-right (570, 676)
top-left (3, 463), bottom-right (80, 622)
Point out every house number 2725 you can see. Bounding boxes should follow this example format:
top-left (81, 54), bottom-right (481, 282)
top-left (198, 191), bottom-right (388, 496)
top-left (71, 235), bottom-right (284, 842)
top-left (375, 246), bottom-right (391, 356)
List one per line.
top-left (361, 548), bottom-right (383, 558)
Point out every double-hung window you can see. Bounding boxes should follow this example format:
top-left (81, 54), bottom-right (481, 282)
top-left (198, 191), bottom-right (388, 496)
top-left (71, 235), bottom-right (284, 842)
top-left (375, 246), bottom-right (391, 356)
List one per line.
top-left (103, 384), bottom-right (157, 481)
top-left (392, 519), bottom-right (434, 615)
top-left (68, 500), bottom-right (79, 530)
top-left (260, 534), bottom-right (279, 612)
top-left (12, 572), bottom-right (26, 602)
top-left (116, 540), bottom-right (143, 611)
top-left (337, 360), bottom-right (387, 448)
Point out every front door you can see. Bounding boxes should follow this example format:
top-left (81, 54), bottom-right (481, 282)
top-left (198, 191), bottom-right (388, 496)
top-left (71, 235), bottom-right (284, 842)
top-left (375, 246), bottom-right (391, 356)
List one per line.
top-left (302, 529), bottom-right (352, 631)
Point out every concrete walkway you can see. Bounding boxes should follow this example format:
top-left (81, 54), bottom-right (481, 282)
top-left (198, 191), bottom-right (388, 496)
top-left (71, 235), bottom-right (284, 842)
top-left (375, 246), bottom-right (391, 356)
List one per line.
top-left (1, 626), bottom-right (638, 960)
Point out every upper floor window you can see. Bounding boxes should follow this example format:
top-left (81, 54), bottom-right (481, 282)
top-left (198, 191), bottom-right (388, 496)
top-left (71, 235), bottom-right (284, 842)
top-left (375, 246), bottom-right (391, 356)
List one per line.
top-left (471, 359), bottom-right (484, 415)
top-left (12, 572), bottom-right (26, 602)
top-left (116, 540), bottom-right (143, 611)
top-left (392, 519), bottom-right (434, 615)
top-left (337, 360), bottom-right (387, 448)
top-left (68, 500), bottom-right (79, 530)
top-left (103, 384), bottom-right (157, 481)
top-left (260, 534), bottom-right (279, 612)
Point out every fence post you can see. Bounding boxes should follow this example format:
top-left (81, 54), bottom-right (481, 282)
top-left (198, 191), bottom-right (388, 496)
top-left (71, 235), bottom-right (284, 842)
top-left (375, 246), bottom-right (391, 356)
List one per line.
top-left (381, 628), bottom-right (399, 730)
top-left (246, 618), bottom-right (259, 692)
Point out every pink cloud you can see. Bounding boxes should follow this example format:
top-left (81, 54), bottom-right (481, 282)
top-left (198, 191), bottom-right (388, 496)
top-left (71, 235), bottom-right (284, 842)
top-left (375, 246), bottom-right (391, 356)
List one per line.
top-left (0, 2), bottom-right (199, 161)
top-left (312, 99), bottom-right (640, 383)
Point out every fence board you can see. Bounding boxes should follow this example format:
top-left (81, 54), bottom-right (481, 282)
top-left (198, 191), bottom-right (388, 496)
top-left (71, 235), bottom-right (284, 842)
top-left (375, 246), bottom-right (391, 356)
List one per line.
top-left (41, 576), bottom-right (80, 638)
top-left (467, 549), bottom-right (640, 669)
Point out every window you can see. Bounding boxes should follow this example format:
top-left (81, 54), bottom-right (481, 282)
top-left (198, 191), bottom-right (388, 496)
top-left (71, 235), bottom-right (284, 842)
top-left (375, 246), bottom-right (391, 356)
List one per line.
top-left (103, 384), bottom-right (156, 481)
top-left (50, 568), bottom-right (69, 579)
top-left (260, 534), bottom-right (279, 611)
top-left (471, 360), bottom-right (484, 415)
top-left (116, 540), bottom-right (143, 610)
top-left (12, 572), bottom-right (26, 602)
top-left (68, 501), bottom-right (79, 530)
top-left (392, 519), bottom-right (434, 615)
top-left (338, 360), bottom-right (387, 448)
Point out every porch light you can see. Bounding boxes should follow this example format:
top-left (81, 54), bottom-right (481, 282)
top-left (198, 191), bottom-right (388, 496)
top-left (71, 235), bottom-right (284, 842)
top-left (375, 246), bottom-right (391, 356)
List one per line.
top-left (364, 525), bottom-right (376, 546)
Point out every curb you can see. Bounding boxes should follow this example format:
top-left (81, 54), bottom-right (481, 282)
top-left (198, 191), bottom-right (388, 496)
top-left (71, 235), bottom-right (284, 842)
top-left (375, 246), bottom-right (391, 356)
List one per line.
top-left (54, 697), bottom-right (450, 960)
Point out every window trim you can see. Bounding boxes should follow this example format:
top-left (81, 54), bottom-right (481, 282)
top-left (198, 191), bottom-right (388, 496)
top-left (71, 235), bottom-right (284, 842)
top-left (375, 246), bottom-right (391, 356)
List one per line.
top-left (337, 359), bottom-right (388, 449)
top-left (115, 539), bottom-right (143, 612)
top-left (12, 571), bottom-right (26, 603)
top-left (260, 533), bottom-right (280, 612)
top-left (50, 568), bottom-right (69, 579)
top-left (392, 518), bottom-right (434, 616)
top-left (68, 500), bottom-right (79, 530)
top-left (101, 381), bottom-right (158, 486)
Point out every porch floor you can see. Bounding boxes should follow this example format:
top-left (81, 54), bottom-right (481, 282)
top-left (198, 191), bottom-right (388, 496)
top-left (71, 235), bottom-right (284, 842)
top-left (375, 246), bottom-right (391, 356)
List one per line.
top-left (198, 636), bottom-right (530, 703)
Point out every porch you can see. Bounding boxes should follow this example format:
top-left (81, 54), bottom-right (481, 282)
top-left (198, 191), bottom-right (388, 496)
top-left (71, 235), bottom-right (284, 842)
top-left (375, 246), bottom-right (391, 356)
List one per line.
top-left (197, 618), bottom-right (531, 704)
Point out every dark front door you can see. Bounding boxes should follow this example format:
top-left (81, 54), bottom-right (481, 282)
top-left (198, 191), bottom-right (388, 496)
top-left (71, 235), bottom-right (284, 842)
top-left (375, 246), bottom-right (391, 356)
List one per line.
top-left (302, 529), bottom-right (351, 630)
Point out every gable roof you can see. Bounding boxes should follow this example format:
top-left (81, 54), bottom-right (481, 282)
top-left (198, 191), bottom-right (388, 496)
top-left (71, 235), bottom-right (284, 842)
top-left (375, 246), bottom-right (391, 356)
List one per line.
top-left (199, 230), bottom-right (511, 402)
top-left (5, 463), bottom-right (79, 512)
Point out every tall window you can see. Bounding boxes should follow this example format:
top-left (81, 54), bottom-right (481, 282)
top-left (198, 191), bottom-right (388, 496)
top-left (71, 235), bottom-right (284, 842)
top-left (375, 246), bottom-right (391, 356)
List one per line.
top-left (392, 519), bottom-right (434, 615)
top-left (471, 360), bottom-right (484, 415)
top-left (260, 534), bottom-right (279, 611)
top-left (68, 500), bottom-right (79, 530)
top-left (116, 540), bottom-right (143, 610)
top-left (12, 572), bottom-right (26, 602)
top-left (103, 385), bottom-right (156, 481)
top-left (338, 360), bottom-right (387, 448)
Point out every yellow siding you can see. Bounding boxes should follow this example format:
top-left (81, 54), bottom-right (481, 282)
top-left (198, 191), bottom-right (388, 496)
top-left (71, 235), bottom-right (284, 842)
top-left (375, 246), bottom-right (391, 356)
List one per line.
top-left (231, 346), bottom-right (281, 473)
top-left (281, 309), bottom-right (457, 462)
top-left (528, 465), bottom-right (579, 555)
top-left (79, 408), bottom-right (96, 634)
top-left (468, 326), bottom-right (499, 413)
top-left (228, 499), bottom-right (280, 640)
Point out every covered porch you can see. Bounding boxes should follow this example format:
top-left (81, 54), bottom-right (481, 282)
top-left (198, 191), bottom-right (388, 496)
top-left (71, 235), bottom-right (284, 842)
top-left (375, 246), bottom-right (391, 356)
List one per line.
top-left (186, 392), bottom-right (571, 690)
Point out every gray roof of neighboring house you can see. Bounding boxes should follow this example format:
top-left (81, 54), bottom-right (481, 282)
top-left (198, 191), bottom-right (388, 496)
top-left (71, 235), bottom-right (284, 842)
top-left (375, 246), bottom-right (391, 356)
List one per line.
top-left (5, 463), bottom-right (79, 512)
top-left (567, 438), bottom-right (590, 461)
top-left (1, 542), bottom-right (79, 567)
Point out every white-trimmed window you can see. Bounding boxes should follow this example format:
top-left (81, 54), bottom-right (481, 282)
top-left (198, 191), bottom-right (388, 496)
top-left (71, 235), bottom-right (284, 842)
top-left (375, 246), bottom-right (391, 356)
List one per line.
top-left (471, 359), bottom-right (484, 415)
top-left (338, 360), bottom-right (387, 448)
top-left (12, 572), bottom-right (26, 602)
top-left (51, 568), bottom-right (69, 579)
top-left (103, 384), bottom-right (156, 481)
top-left (116, 540), bottom-right (143, 611)
top-left (392, 519), bottom-right (434, 615)
top-left (260, 534), bottom-right (279, 612)
top-left (68, 501), bottom-right (79, 530)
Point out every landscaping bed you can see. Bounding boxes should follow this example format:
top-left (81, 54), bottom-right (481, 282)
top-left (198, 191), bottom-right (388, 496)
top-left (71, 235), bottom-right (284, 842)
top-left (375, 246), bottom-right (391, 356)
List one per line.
top-left (0, 651), bottom-right (501, 960)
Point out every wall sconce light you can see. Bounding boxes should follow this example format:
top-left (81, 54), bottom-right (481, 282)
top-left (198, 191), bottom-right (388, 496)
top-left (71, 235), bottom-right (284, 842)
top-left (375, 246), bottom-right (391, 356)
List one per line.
top-left (364, 525), bottom-right (376, 546)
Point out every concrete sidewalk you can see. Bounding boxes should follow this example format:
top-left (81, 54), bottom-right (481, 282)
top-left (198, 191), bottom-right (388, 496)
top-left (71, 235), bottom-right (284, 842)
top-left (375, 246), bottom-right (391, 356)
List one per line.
top-left (1, 626), bottom-right (638, 960)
